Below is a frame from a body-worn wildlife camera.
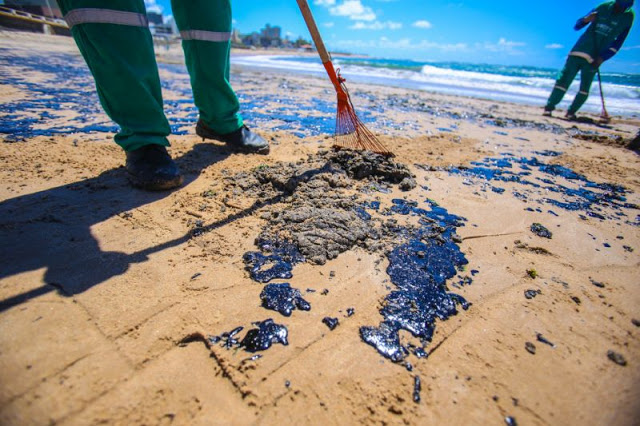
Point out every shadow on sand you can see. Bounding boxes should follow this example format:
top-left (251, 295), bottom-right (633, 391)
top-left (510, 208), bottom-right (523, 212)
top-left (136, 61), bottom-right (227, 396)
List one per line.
top-left (0, 143), bottom-right (332, 313)
top-left (0, 143), bottom-right (233, 312)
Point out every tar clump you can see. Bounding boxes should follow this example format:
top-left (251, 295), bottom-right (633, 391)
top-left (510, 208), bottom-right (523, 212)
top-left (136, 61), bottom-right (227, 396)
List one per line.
top-left (240, 319), bottom-right (289, 352)
top-left (530, 223), bottom-right (552, 239)
top-left (260, 283), bottom-right (311, 316)
top-left (607, 350), bottom-right (627, 366)
top-left (244, 238), bottom-right (305, 283)
top-left (322, 317), bottom-right (339, 330)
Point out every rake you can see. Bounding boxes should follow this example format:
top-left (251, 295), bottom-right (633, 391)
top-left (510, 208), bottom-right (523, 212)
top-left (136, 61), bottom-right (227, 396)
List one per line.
top-left (296, 0), bottom-right (392, 156)
top-left (596, 68), bottom-right (611, 124)
top-left (591, 15), bottom-right (611, 124)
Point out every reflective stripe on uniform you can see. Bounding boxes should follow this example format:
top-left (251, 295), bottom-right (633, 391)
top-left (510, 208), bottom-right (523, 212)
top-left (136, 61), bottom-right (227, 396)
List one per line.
top-left (180, 30), bottom-right (232, 42)
top-left (610, 47), bottom-right (618, 53)
top-left (579, 91), bottom-right (589, 95)
top-left (569, 51), bottom-right (594, 63)
top-left (554, 85), bottom-right (568, 92)
top-left (64, 8), bottom-right (148, 29)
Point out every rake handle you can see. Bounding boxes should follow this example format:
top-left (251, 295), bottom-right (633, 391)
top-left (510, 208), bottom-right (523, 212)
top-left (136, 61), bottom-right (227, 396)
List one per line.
top-left (296, 0), bottom-right (346, 97)
top-left (296, 0), bottom-right (331, 63)
top-left (596, 68), bottom-right (610, 118)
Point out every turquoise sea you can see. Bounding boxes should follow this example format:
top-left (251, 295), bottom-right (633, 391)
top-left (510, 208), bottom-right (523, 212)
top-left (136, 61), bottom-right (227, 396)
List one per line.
top-left (233, 55), bottom-right (640, 116)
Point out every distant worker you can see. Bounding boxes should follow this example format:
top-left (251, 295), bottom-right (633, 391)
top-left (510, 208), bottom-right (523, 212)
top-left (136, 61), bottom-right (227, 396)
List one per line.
top-left (57, 0), bottom-right (269, 190)
top-left (543, 0), bottom-right (635, 119)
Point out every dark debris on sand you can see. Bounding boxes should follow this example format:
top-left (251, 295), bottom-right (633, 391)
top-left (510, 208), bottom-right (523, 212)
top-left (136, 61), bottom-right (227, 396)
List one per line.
top-left (607, 350), bottom-right (627, 366)
top-left (230, 149), bottom-right (415, 265)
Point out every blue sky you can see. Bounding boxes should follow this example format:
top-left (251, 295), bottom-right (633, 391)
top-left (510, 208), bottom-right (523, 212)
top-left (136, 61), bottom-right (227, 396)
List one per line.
top-left (147, 0), bottom-right (639, 72)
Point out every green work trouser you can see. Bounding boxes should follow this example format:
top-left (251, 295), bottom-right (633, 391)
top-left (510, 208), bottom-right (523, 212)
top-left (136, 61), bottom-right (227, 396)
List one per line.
top-left (545, 55), bottom-right (597, 115)
top-left (56, 0), bottom-right (243, 152)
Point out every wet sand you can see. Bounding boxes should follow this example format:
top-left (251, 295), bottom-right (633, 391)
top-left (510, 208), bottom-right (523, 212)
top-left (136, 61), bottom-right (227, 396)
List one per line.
top-left (1, 32), bottom-right (639, 425)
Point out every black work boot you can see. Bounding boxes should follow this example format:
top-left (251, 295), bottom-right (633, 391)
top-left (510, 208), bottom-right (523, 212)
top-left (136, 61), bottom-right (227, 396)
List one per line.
top-left (125, 144), bottom-right (183, 191)
top-left (196, 120), bottom-right (269, 154)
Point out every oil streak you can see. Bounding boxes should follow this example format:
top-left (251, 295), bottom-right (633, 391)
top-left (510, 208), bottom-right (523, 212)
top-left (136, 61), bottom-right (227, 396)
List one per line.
top-left (360, 199), bottom-right (470, 362)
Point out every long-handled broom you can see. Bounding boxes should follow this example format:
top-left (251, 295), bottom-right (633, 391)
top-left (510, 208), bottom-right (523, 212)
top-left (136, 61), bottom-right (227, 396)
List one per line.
top-left (590, 15), bottom-right (611, 124)
top-left (596, 68), bottom-right (611, 124)
top-left (296, 0), bottom-right (392, 156)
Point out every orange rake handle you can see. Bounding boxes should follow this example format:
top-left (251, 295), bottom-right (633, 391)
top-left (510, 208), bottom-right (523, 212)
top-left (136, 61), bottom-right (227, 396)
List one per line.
top-left (296, 0), bottom-right (347, 99)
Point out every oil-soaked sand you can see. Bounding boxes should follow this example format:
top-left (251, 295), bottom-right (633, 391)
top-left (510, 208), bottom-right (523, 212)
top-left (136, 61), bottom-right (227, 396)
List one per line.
top-left (1, 32), bottom-right (639, 426)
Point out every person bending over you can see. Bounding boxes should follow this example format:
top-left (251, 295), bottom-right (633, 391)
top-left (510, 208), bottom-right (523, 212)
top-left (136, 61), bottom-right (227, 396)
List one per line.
top-left (57, 0), bottom-right (269, 191)
top-left (543, 0), bottom-right (634, 120)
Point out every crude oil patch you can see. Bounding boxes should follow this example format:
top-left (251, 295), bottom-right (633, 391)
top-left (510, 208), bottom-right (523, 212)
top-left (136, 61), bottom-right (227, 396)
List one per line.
top-left (447, 153), bottom-right (638, 224)
top-left (202, 149), bottom-right (473, 365)
top-left (0, 49), bottom-right (370, 141)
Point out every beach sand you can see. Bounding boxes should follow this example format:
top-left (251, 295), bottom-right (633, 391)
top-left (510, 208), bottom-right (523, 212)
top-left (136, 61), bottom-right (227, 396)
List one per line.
top-left (1, 32), bottom-right (639, 425)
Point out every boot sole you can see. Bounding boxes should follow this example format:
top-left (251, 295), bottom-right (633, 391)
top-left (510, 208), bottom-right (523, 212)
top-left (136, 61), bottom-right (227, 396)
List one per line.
top-left (127, 173), bottom-right (184, 191)
top-left (196, 126), bottom-right (270, 155)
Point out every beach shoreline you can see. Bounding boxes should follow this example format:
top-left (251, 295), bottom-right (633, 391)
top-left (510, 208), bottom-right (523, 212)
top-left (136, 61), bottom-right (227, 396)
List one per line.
top-left (1, 31), bottom-right (639, 426)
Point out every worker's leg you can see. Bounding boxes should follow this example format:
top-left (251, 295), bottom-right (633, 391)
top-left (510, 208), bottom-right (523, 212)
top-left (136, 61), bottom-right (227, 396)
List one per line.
top-left (57, 0), bottom-right (170, 152)
top-left (545, 56), bottom-right (581, 112)
top-left (170, 0), bottom-right (243, 134)
top-left (568, 62), bottom-right (597, 115)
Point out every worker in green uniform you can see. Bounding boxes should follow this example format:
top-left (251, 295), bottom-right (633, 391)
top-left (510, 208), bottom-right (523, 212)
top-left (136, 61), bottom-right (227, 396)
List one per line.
top-left (544, 0), bottom-right (635, 119)
top-left (57, 0), bottom-right (269, 191)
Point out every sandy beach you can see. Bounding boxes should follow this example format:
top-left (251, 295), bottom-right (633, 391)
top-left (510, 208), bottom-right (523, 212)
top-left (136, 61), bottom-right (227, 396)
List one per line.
top-left (1, 32), bottom-right (639, 425)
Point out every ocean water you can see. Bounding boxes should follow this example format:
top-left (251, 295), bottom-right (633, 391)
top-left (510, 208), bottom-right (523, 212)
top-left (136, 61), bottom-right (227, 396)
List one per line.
top-left (232, 55), bottom-right (640, 117)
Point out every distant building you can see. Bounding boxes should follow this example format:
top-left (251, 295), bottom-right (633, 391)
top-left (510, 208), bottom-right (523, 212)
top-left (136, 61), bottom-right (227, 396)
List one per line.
top-left (166, 15), bottom-right (178, 35)
top-left (242, 31), bottom-right (261, 47)
top-left (237, 24), bottom-right (310, 50)
top-left (261, 24), bottom-right (281, 47)
top-left (147, 11), bottom-right (175, 37)
top-left (299, 44), bottom-right (314, 52)
top-left (3, 0), bottom-right (61, 18)
top-left (261, 24), bottom-right (280, 40)
top-left (240, 23), bottom-right (283, 48)
top-left (0, 0), bottom-right (69, 35)
top-left (147, 10), bottom-right (163, 26)
top-left (231, 28), bottom-right (242, 44)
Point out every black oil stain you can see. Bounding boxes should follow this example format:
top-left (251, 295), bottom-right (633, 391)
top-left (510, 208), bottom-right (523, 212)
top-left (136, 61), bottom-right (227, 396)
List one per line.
top-left (448, 155), bottom-right (637, 224)
top-left (525, 342), bottom-right (536, 355)
top-left (243, 237), bottom-right (305, 283)
top-left (322, 317), bottom-right (339, 330)
top-left (524, 289), bottom-right (541, 299)
top-left (360, 200), bottom-right (470, 362)
top-left (530, 223), bottom-right (552, 239)
top-left (240, 319), bottom-right (289, 352)
top-left (260, 283), bottom-right (311, 317)
top-left (413, 375), bottom-right (421, 403)
top-left (607, 350), bottom-right (627, 366)
top-left (536, 333), bottom-right (556, 348)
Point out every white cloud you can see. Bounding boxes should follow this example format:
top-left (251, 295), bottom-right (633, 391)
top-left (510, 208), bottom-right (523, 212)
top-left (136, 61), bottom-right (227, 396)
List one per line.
top-left (545, 43), bottom-right (564, 49)
top-left (622, 44), bottom-right (640, 50)
top-left (497, 38), bottom-right (525, 48)
top-left (314, 0), bottom-right (337, 5)
top-left (144, 0), bottom-right (163, 14)
top-left (350, 20), bottom-right (402, 30)
top-left (324, 22), bottom-right (335, 28)
top-left (329, 0), bottom-right (376, 21)
top-left (412, 20), bottom-right (433, 29)
top-left (479, 38), bottom-right (526, 54)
